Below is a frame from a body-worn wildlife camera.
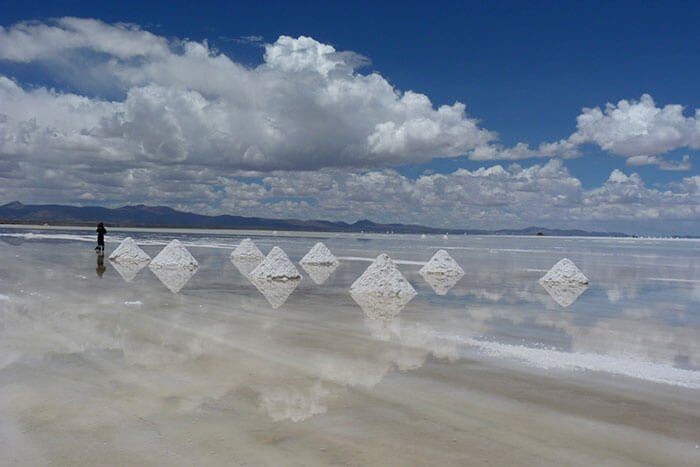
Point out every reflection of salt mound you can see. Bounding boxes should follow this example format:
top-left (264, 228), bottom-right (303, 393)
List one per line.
top-left (301, 263), bottom-right (338, 285)
top-left (231, 238), bottom-right (264, 260)
top-left (231, 257), bottom-right (263, 277)
top-left (250, 246), bottom-right (301, 281)
top-left (350, 253), bottom-right (416, 321)
top-left (109, 237), bottom-right (151, 264)
top-left (540, 281), bottom-right (588, 307)
top-left (419, 250), bottom-right (464, 295)
top-left (150, 267), bottom-right (197, 293)
top-left (250, 276), bottom-right (300, 309)
top-left (539, 258), bottom-right (588, 284)
top-left (111, 261), bottom-right (146, 283)
top-left (149, 240), bottom-right (198, 270)
top-left (300, 242), bottom-right (338, 266)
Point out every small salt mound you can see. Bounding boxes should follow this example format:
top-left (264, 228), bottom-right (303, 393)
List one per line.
top-left (351, 253), bottom-right (416, 298)
top-left (419, 249), bottom-right (464, 276)
top-left (250, 246), bottom-right (301, 281)
top-left (299, 242), bottom-right (338, 266)
top-left (231, 238), bottom-right (264, 260)
top-left (539, 258), bottom-right (588, 284)
top-left (149, 240), bottom-right (198, 270)
top-left (109, 237), bottom-right (150, 264)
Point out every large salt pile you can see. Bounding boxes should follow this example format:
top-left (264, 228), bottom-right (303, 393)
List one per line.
top-left (419, 249), bottom-right (464, 295)
top-left (109, 237), bottom-right (151, 264)
top-left (539, 258), bottom-right (588, 285)
top-left (540, 281), bottom-right (588, 307)
top-left (250, 246), bottom-right (301, 281)
top-left (230, 238), bottom-right (264, 260)
top-left (299, 242), bottom-right (338, 266)
top-left (149, 240), bottom-right (199, 270)
top-left (350, 253), bottom-right (416, 321)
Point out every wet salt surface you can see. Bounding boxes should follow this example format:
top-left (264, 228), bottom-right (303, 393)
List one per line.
top-left (1, 227), bottom-right (700, 465)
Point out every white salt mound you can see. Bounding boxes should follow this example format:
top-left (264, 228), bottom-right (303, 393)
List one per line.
top-left (109, 237), bottom-right (151, 264)
top-left (231, 238), bottom-right (264, 260)
top-left (351, 253), bottom-right (416, 298)
top-left (250, 246), bottom-right (301, 281)
top-left (539, 258), bottom-right (588, 284)
top-left (149, 240), bottom-right (198, 270)
top-left (419, 249), bottom-right (464, 276)
top-left (299, 242), bottom-right (338, 266)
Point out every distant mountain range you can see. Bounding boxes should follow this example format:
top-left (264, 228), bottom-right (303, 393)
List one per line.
top-left (0, 201), bottom-right (630, 237)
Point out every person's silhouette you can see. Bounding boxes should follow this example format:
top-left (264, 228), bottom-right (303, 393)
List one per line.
top-left (96, 222), bottom-right (107, 255)
top-left (96, 255), bottom-right (106, 277)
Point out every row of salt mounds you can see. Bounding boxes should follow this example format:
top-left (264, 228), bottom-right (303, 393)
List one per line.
top-left (249, 246), bottom-right (301, 308)
top-left (350, 253), bottom-right (416, 322)
top-left (539, 258), bottom-right (589, 307)
top-left (109, 237), bottom-right (151, 282)
top-left (299, 242), bottom-right (339, 285)
top-left (149, 240), bottom-right (199, 293)
top-left (419, 249), bottom-right (464, 295)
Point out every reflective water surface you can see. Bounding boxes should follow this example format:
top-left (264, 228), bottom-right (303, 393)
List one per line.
top-left (1, 227), bottom-right (699, 465)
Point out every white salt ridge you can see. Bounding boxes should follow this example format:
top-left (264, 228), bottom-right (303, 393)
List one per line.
top-left (539, 258), bottom-right (588, 284)
top-left (250, 246), bottom-right (301, 281)
top-left (419, 249), bottom-right (464, 276)
top-left (109, 237), bottom-right (151, 264)
top-left (231, 238), bottom-right (264, 260)
top-left (149, 240), bottom-right (198, 270)
top-left (351, 253), bottom-right (416, 297)
top-left (299, 242), bottom-right (338, 266)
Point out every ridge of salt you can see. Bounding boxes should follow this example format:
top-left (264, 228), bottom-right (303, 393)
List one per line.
top-left (250, 246), bottom-right (301, 280)
top-left (149, 240), bottom-right (198, 270)
top-left (539, 258), bottom-right (588, 284)
top-left (419, 249), bottom-right (464, 276)
top-left (299, 242), bottom-right (338, 266)
top-left (109, 237), bottom-right (151, 264)
top-left (350, 253), bottom-right (416, 298)
top-left (231, 238), bottom-right (264, 260)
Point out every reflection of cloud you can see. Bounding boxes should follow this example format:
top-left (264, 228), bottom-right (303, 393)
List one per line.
top-left (231, 257), bottom-right (262, 277)
top-left (300, 263), bottom-right (337, 285)
top-left (250, 277), bottom-right (301, 309)
top-left (540, 282), bottom-right (588, 307)
top-left (110, 260), bottom-right (147, 282)
top-left (150, 267), bottom-right (196, 293)
top-left (258, 382), bottom-right (332, 422)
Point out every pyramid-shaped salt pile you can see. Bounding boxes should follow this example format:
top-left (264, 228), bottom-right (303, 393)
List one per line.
top-left (350, 254), bottom-right (416, 321)
top-left (109, 237), bottom-right (151, 264)
top-left (149, 240), bottom-right (198, 270)
top-left (299, 242), bottom-right (338, 266)
top-left (419, 249), bottom-right (464, 295)
top-left (250, 246), bottom-right (301, 281)
top-left (539, 258), bottom-right (588, 285)
top-left (230, 238), bottom-right (264, 260)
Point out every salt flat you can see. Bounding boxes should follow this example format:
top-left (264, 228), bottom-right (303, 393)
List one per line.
top-left (0, 227), bottom-right (699, 465)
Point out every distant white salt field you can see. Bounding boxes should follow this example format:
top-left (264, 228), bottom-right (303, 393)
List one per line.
top-left (0, 227), bottom-right (699, 465)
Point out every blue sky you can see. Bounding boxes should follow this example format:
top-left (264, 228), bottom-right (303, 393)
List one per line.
top-left (0, 1), bottom-right (699, 235)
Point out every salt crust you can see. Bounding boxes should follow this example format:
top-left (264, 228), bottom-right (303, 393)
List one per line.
top-left (299, 242), bottom-right (338, 266)
top-left (250, 246), bottom-right (301, 280)
top-left (539, 258), bottom-right (588, 284)
top-left (231, 238), bottom-right (264, 260)
top-left (419, 249), bottom-right (464, 276)
top-left (108, 237), bottom-right (150, 264)
top-left (149, 240), bottom-right (198, 270)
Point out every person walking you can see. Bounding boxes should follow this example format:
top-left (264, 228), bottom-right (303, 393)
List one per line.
top-left (96, 222), bottom-right (107, 255)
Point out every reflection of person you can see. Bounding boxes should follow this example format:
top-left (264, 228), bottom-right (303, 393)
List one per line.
top-left (96, 255), bottom-right (106, 278)
top-left (96, 222), bottom-right (107, 254)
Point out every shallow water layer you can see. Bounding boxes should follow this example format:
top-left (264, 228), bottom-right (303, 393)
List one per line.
top-left (1, 227), bottom-right (699, 465)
